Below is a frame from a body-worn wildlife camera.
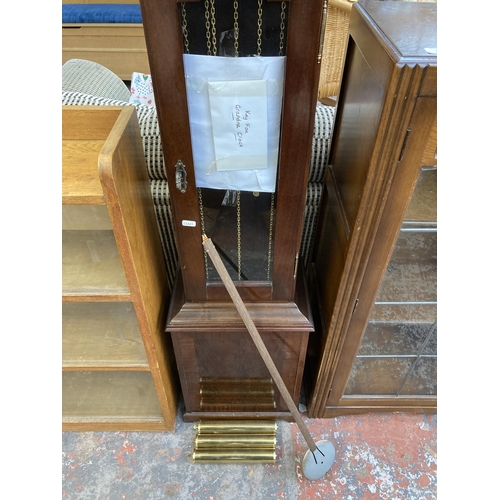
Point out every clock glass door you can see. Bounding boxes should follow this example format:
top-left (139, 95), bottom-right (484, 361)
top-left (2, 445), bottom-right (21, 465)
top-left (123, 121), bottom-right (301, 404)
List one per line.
top-left (178, 1), bottom-right (288, 287)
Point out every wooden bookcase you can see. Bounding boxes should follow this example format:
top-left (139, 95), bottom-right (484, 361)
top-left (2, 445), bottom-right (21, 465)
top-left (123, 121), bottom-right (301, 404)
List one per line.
top-left (307, 0), bottom-right (437, 417)
top-left (62, 105), bottom-right (178, 431)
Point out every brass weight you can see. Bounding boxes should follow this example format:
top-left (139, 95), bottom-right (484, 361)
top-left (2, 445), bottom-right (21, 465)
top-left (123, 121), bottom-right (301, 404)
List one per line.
top-left (195, 434), bottom-right (277, 450)
top-left (195, 420), bottom-right (277, 435)
top-left (191, 449), bottom-right (276, 464)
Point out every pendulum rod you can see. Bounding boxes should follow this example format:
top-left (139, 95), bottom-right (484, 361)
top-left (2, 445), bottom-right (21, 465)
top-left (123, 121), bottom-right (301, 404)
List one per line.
top-left (202, 235), bottom-right (337, 480)
top-left (202, 235), bottom-right (319, 454)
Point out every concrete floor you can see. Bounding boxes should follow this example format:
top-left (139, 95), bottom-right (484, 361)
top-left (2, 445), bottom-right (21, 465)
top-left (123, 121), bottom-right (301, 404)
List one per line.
top-left (62, 402), bottom-right (437, 499)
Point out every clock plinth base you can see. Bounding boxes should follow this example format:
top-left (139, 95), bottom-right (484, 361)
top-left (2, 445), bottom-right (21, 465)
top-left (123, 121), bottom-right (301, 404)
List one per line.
top-left (166, 267), bottom-right (313, 421)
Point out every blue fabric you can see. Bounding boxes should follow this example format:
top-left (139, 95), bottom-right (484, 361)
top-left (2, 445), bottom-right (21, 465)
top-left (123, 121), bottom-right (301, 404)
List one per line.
top-left (62, 4), bottom-right (142, 24)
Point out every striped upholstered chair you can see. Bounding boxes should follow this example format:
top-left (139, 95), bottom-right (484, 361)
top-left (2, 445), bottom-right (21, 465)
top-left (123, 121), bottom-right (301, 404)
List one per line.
top-left (62, 58), bottom-right (335, 291)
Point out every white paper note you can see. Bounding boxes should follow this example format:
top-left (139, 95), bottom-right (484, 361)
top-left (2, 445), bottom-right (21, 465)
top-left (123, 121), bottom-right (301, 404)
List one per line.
top-left (208, 80), bottom-right (268, 172)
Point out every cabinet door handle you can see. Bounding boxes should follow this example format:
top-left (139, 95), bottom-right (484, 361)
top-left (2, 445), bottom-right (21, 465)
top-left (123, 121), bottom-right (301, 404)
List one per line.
top-left (398, 129), bottom-right (411, 161)
top-left (352, 298), bottom-right (359, 316)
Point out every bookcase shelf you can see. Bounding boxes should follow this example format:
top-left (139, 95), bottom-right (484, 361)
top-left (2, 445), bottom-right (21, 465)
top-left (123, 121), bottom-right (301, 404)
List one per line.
top-left (62, 371), bottom-right (165, 429)
top-left (62, 105), bottom-right (178, 431)
top-left (62, 302), bottom-right (149, 369)
top-left (62, 230), bottom-right (130, 297)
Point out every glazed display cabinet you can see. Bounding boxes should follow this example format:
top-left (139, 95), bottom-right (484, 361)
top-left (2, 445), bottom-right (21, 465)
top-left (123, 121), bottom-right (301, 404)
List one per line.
top-left (307, 0), bottom-right (437, 417)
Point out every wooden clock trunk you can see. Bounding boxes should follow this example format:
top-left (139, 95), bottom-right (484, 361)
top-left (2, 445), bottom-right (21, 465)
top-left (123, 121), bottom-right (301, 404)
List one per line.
top-left (139, 0), bottom-right (326, 420)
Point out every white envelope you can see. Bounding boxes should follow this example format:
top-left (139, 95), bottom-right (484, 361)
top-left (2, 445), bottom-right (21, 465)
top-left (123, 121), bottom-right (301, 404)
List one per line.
top-left (183, 54), bottom-right (285, 193)
top-left (208, 79), bottom-right (268, 172)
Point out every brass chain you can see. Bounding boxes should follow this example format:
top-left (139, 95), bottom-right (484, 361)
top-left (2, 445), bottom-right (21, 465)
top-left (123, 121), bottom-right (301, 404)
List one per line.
top-left (267, 193), bottom-right (275, 280)
top-left (181, 3), bottom-right (189, 54)
top-left (198, 188), bottom-right (209, 280)
top-left (237, 191), bottom-right (242, 280)
top-left (257, 0), bottom-right (263, 56)
top-left (234, 2), bottom-right (240, 277)
top-left (201, 1), bottom-right (211, 278)
top-left (205, 0), bottom-right (212, 55)
top-left (196, 2), bottom-right (287, 282)
top-left (233, 0), bottom-right (239, 57)
top-left (279, 1), bottom-right (286, 56)
top-left (210, 0), bottom-right (217, 56)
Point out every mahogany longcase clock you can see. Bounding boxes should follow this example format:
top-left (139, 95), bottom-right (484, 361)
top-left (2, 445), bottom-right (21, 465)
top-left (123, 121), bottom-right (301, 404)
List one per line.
top-left (139, 0), bottom-right (326, 421)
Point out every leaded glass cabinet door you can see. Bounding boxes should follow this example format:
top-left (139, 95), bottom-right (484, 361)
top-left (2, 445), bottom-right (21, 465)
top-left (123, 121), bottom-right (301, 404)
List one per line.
top-left (139, 0), bottom-right (326, 419)
top-left (307, 1), bottom-right (437, 418)
top-left (342, 167), bottom-right (437, 400)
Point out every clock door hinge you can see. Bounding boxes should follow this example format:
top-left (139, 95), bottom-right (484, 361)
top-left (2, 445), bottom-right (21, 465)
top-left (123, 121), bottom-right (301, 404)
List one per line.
top-left (293, 252), bottom-right (299, 279)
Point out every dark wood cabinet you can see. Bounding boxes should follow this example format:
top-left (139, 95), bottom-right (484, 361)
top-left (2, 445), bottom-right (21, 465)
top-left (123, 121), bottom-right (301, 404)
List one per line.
top-left (307, 0), bottom-right (437, 417)
top-left (139, 0), bottom-right (327, 420)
